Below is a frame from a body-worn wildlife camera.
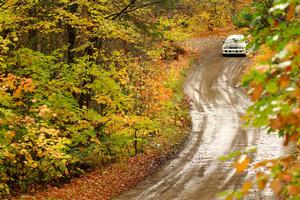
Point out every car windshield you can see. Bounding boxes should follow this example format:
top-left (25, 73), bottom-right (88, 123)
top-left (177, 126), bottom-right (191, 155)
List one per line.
top-left (225, 38), bottom-right (243, 44)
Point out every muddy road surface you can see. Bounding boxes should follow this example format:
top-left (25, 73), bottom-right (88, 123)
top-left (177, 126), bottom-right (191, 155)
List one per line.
top-left (115, 37), bottom-right (283, 200)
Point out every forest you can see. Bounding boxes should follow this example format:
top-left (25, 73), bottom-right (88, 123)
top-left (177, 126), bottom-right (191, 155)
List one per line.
top-left (0, 0), bottom-right (300, 199)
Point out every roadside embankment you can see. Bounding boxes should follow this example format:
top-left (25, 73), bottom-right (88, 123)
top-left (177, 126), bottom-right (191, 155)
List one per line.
top-left (10, 49), bottom-right (197, 200)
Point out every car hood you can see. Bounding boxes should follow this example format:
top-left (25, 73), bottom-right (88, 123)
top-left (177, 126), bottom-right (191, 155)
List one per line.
top-left (223, 43), bottom-right (246, 48)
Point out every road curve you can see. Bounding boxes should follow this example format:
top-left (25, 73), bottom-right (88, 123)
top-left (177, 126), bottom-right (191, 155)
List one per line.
top-left (115, 37), bottom-right (283, 200)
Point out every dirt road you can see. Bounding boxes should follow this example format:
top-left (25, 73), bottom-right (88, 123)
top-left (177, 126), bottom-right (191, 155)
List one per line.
top-left (115, 37), bottom-right (283, 200)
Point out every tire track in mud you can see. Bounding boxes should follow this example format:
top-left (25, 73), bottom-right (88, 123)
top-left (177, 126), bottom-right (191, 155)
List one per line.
top-left (115, 37), bottom-right (283, 200)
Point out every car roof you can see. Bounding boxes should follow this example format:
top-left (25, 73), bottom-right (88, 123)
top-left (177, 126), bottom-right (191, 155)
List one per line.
top-left (226, 35), bottom-right (244, 40)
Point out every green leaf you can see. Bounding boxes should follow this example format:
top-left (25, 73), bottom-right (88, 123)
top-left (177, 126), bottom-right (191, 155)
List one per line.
top-left (266, 81), bottom-right (278, 94)
top-left (219, 151), bottom-right (242, 161)
top-left (216, 190), bottom-right (233, 197)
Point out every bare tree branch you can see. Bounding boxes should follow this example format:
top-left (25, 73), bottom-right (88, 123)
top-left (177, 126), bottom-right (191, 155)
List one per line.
top-left (105, 0), bottom-right (168, 20)
top-left (105, 0), bottom-right (138, 20)
top-left (118, 0), bottom-right (168, 16)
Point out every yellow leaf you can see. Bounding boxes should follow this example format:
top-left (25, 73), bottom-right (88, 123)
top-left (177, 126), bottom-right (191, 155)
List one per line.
top-left (225, 194), bottom-right (234, 200)
top-left (72, 86), bottom-right (81, 94)
top-left (64, 169), bottom-right (70, 175)
top-left (200, 11), bottom-right (210, 20)
top-left (5, 131), bottom-right (16, 140)
top-left (28, 82), bottom-right (35, 92)
top-left (15, 101), bottom-right (24, 106)
top-left (40, 127), bottom-right (59, 136)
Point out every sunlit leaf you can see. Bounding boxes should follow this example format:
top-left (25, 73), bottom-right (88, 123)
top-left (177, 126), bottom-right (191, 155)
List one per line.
top-left (234, 155), bottom-right (250, 173)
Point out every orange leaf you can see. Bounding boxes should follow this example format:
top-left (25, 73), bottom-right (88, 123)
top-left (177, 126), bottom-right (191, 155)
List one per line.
top-left (254, 161), bottom-right (268, 169)
top-left (5, 131), bottom-right (16, 140)
top-left (270, 117), bottom-right (283, 130)
top-left (251, 84), bottom-right (263, 101)
top-left (270, 179), bottom-right (282, 194)
top-left (279, 173), bottom-right (292, 183)
top-left (234, 155), bottom-right (250, 173)
top-left (257, 179), bottom-right (267, 190)
top-left (292, 88), bottom-right (300, 102)
top-left (13, 87), bottom-right (22, 98)
top-left (242, 180), bottom-right (253, 194)
top-left (294, 108), bottom-right (300, 118)
top-left (254, 159), bottom-right (275, 169)
top-left (287, 185), bottom-right (300, 196)
top-left (279, 75), bottom-right (290, 89)
top-left (256, 172), bottom-right (268, 190)
top-left (285, 114), bottom-right (297, 125)
top-left (280, 156), bottom-right (293, 168)
top-left (291, 133), bottom-right (299, 142)
top-left (287, 2), bottom-right (296, 21)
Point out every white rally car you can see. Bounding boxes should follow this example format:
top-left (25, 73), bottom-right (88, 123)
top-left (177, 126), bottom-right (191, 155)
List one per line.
top-left (222, 35), bottom-right (247, 56)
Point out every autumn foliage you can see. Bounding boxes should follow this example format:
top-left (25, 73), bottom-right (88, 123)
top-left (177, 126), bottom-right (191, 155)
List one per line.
top-left (220, 0), bottom-right (300, 199)
top-left (0, 0), bottom-right (194, 196)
